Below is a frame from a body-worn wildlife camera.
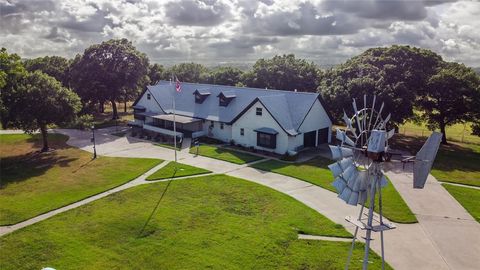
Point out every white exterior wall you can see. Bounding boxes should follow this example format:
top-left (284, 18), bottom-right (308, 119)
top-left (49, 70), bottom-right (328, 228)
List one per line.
top-left (298, 99), bottom-right (333, 145)
top-left (203, 120), bottom-right (232, 143)
top-left (135, 90), bottom-right (164, 113)
top-left (232, 101), bottom-right (290, 154)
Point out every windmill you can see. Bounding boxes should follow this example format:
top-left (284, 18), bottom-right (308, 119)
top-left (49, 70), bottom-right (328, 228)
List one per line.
top-left (328, 95), bottom-right (442, 270)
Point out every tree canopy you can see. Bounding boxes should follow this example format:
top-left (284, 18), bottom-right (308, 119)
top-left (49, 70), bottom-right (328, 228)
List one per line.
top-left (12, 71), bottom-right (81, 151)
top-left (207, 66), bottom-right (244, 86)
top-left (243, 54), bottom-right (320, 92)
top-left (416, 62), bottom-right (480, 144)
top-left (24, 56), bottom-right (70, 87)
top-left (148, 63), bottom-right (165, 85)
top-left (0, 48), bottom-right (27, 128)
top-left (319, 45), bottom-right (443, 126)
top-left (167, 62), bottom-right (209, 83)
top-left (70, 39), bottom-right (149, 119)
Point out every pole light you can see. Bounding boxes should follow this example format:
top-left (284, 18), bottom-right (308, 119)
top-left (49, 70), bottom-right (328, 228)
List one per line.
top-left (91, 125), bottom-right (97, 159)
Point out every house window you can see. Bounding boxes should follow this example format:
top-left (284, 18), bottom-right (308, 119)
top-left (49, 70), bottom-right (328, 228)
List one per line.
top-left (240, 128), bottom-right (244, 136)
top-left (257, 132), bottom-right (276, 149)
top-left (220, 123), bottom-right (224, 130)
top-left (210, 121), bottom-right (214, 128)
top-left (256, 107), bottom-right (262, 116)
top-left (147, 93), bottom-right (151, 100)
top-left (219, 96), bottom-right (228, 107)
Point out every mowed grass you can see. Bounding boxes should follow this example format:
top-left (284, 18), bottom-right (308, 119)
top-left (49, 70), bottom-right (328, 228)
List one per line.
top-left (251, 157), bottom-right (417, 223)
top-left (190, 144), bottom-right (263, 164)
top-left (0, 133), bottom-right (162, 225)
top-left (146, 162), bottom-right (211, 180)
top-left (400, 121), bottom-right (480, 145)
top-left (442, 184), bottom-right (480, 222)
top-left (391, 134), bottom-right (480, 187)
top-left (0, 175), bottom-right (391, 270)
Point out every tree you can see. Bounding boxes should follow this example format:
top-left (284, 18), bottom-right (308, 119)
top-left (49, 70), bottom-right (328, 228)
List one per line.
top-left (207, 66), bottom-right (244, 86)
top-left (12, 71), bottom-right (81, 151)
top-left (24, 56), bottom-right (70, 87)
top-left (319, 45), bottom-right (443, 126)
top-left (416, 62), bottom-right (480, 144)
top-left (148, 63), bottom-right (165, 85)
top-left (244, 54), bottom-right (320, 92)
top-left (70, 39), bottom-right (149, 119)
top-left (167, 62), bottom-right (209, 83)
top-left (0, 48), bottom-right (27, 128)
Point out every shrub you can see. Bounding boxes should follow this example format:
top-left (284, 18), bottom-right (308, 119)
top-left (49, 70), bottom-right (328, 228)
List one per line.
top-left (70, 114), bottom-right (94, 130)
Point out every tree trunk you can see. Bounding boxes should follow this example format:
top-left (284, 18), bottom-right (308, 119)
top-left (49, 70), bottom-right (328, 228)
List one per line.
top-left (99, 101), bottom-right (105, 113)
top-left (439, 121), bottom-right (448, 145)
top-left (40, 124), bottom-right (49, 152)
top-left (124, 100), bottom-right (127, 113)
top-left (111, 100), bottom-right (118, 120)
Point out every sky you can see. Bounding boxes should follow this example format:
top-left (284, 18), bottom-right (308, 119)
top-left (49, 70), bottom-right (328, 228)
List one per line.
top-left (1, 0), bottom-right (479, 67)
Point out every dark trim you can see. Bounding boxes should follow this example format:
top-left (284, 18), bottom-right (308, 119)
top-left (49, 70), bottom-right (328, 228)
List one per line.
top-left (297, 95), bottom-right (334, 130)
top-left (257, 132), bottom-right (277, 149)
top-left (132, 86), bottom-right (148, 106)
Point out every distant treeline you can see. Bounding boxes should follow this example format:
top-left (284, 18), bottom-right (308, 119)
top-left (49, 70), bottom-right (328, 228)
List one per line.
top-left (1, 40), bottom-right (479, 147)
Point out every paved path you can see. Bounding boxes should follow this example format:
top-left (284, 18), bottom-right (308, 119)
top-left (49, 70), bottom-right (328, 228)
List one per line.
top-left (2, 128), bottom-right (479, 269)
top-left (384, 163), bottom-right (480, 270)
top-left (441, 182), bottom-right (480, 190)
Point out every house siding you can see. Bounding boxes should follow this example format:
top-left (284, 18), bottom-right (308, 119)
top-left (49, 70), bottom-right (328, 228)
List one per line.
top-left (298, 99), bottom-right (332, 145)
top-left (204, 121), bottom-right (232, 143)
top-left (232, 101), bottom-right (292, 154)
top-left (135, 89), bottom-right (164, 113)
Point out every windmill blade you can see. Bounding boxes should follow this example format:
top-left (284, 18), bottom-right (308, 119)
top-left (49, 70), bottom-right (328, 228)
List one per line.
top-left (387, 129), bottom-right (395, 139)
top-left (363, 94), bottom-right (367, 132)
top-left (329, 145), bottom-right (354, 160)
top-left (352, 98), bottom-right (363, 134)
top-left (372, 102), bottom-right (384, 129)
top-left (367, 95), bottom-right (376, 133)
top-left (328, 157), bottom-right (354, 177)
top-left (336, 129), bottom-right (355, 147)
top-left (343, 111), bottom-right (356, 137)
top-left (413, 132), bottom-right (442, 188)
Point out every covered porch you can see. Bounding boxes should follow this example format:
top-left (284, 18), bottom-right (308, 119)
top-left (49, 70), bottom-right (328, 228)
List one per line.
top-left (144, 114), bottom-right (204, 138)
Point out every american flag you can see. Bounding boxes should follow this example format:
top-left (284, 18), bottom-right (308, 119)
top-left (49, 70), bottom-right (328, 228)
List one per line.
top-left (175, 76), bottom-right (181, 92)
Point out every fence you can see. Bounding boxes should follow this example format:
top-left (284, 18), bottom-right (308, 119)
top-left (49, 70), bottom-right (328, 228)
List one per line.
top-left (399, 125), bottom-right (480, 145)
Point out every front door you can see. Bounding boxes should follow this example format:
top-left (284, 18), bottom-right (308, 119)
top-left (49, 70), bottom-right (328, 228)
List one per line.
top-left (304, 131), bottom-right (316, 147)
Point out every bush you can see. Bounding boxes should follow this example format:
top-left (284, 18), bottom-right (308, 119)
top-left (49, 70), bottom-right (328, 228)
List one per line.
top-left (281, 151), bottom-right (298, 161)
top-left (230, 139), bottom-right (235, 146)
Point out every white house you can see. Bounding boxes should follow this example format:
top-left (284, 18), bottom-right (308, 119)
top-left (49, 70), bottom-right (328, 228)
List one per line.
top-left (130, 81), bottom-right (333, 155)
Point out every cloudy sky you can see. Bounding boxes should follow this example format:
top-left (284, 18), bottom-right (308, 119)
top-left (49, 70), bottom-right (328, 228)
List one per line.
top-left (1, 0), bottom-right (479, 67)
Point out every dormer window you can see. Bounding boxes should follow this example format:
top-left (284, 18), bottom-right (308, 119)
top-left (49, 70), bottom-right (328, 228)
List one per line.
top-left (193, 89), bottom-right (210, 104)
top-left (217, 91), bottom-right (236, 107)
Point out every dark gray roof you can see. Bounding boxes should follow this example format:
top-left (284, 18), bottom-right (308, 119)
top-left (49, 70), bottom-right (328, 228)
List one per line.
top-left (143, 81), bottom-right (323, 136)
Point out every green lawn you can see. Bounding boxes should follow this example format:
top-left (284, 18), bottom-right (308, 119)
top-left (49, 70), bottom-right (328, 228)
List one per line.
top-left (443, 184), bottom-right (480, 222)
top-left (251, 157), bottom-right (417, 223)
top-left (400, 121), bottom-right (480, 145)
top-left (155, 142), bottom-right (180, 150)
top-left (190, 144), bottom-right (263, 164)
top-left (146, 162), bottom-right (211, 180)
top-left (0, 133), bottom-right (162, 225)
top-left (0, 175), bottom-right (390, 269)
top-left (391, 134), bottom-right (480, 187)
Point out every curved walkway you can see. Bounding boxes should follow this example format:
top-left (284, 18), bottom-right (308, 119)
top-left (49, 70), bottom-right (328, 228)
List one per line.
top-left (1, 128), bottom-right (479, 269)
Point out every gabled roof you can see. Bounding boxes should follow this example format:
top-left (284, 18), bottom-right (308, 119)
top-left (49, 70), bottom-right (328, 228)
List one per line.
top-left (137, 81), bottom-right (329, 136)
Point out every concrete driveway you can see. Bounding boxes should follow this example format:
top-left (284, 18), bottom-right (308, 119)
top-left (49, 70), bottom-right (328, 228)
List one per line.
top-left (13, 128), bottom-right (477, 269)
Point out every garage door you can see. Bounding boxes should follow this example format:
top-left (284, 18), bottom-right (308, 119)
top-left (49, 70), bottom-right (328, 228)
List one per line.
top-left (317, 128), bottom-right (329, 144)
top-left (304, 130), bottom-right (317, 147)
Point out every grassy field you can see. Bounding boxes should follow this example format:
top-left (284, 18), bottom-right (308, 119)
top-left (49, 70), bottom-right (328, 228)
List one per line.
top-left (442, 184), bottom-right (480, 222)
top-left (0, 175), bottom-right (390, 269)
top-left (146, 162), bottom-right (211, 180)
top-left (399, 121), bottom-right (479, 145)
top-left (391, 134), bottom-right (480, 187)
top-left (251, 157), bottom-right (417, 223)
top-left (190, 144), bottom-right (263, 164)
top-left (0, 133), bottom-right (162, 225)
top-left (93, 102), bottom-right (134, 128)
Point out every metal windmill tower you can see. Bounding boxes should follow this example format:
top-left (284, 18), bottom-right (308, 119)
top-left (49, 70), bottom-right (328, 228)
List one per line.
top-left (328, 95), bottom-right (442, 270)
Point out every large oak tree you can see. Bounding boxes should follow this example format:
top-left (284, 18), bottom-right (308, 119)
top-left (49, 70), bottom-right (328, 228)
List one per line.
top-left (24, 56), bottom-right (71, 87)
top-left (12, 71), bottom-right (81, 151)
top-left (417, 62), bottom-right (480, 144)
top-left (70, 39), bottom-right (149, 119)
top-left (319, 45), bottom-right (443, 126)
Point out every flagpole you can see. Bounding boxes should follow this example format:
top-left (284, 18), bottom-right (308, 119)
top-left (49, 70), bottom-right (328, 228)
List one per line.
top-left (172, 75), bottom-right (177, 164)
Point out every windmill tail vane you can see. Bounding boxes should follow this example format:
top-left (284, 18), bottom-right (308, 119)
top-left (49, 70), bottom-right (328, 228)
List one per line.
top-left (327, 95), bottom-right (441, 270)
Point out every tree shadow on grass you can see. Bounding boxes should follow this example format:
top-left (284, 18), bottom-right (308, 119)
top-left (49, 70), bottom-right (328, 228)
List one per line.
top-left (0, 150), bottom-right (78, 189)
